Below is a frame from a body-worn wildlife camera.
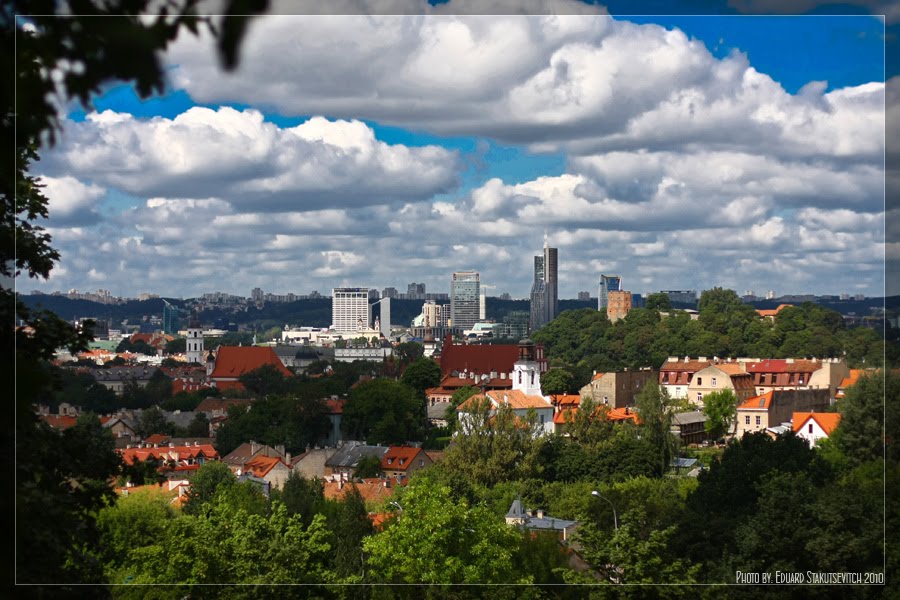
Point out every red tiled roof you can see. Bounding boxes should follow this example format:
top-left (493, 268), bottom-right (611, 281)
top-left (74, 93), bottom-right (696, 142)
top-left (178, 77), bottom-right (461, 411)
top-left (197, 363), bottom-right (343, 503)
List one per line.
top-left (738, 391), bottom-right (774, 411)
top-left (660, 360), bottom-right (713, 373)
top-left (380, 446), bottom-right (425, 472)
top-left (172, 379), bottom-right (212, 395)
top-left (42, 415), bottom-right (78, 430)
top-left (325, 398), bottom-right (345, 414)
top-left (607, 407), bottom-right (640, 423)
top-left (743, 359), bottom-right (821, 374)
top-left (195, 397), bottom-right (253, 413)
top-left (209, 346), bottom-right (293, 380)
top-left (439, 336), bottom-right (521, 377)
top-left (792, 412), bottom-right (841, 436)
top-left (144, 434), bottom-right (170, 445)
top-left (119, 444), bottom-right (219, 465)
top-left (591, 372), bottom-right (605, 381)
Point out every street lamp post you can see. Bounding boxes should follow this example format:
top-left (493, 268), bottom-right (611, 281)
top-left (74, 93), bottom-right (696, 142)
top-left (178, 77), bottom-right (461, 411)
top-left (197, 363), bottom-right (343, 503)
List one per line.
top-left (591, 490), bottom-right (618, 531)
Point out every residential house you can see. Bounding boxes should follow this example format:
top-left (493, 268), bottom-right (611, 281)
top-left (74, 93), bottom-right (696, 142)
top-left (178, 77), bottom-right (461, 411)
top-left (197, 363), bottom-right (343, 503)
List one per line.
top-left (735, 389), bottom-right (830, 437)
top-left (92, 366), bottom-right (160, 395)
top-left (658, 358), bottom-right (714, 399)
top-left (579, 369), bottom-right (657, 408)
top-left (195, 397), bottom-right (253, 419)
top-left (687, 363), bottom-right (756, 407)
top-left (835, 369), bottom-right (866, 400)
top-left (207, 346), bottom-right (294, 392)
top-left (119, 442), bottom-right (219, 478)
top-left (380, 446), bottom-right (433, 481)
top-left (102, 415), bottom-right (138, 439)
top-left (239, 455), bottom-right (292, 490)
top-left (426, 374), bottom-right (512, 406)
top-left (324, 442), bottom-right (389, 479)
top-left (793, 412), bottom-right (842, 447)
top-left (222, 441), bottom-right (290, 472)
top-left (427, 402), bottom-right (452, 427)
top-left (505, 498), bottom-right (578, 543)
top-left (739, 358), bottom-right (849, 399)
top-left (291, 447), bottom-right (338, 479)
top-left (671, 410), bottom-right (710, 445)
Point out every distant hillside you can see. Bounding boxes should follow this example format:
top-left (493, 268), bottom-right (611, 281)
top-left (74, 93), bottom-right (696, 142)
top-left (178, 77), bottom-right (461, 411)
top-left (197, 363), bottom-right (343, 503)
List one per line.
top-left (20, 294), bottom-right (886, 331)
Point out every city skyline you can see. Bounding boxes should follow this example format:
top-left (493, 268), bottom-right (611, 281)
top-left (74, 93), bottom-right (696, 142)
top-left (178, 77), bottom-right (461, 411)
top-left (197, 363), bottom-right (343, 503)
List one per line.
top-left (26, 12), bottom-right (886, 299)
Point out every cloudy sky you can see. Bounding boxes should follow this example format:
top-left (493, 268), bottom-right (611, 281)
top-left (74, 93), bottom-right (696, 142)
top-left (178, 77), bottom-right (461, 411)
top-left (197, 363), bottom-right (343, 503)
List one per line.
top-left (28, 1), bottom-right (889, 300)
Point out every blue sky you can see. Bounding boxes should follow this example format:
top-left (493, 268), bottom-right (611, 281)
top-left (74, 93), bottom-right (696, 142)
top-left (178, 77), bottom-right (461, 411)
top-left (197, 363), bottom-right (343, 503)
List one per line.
top-left (33, 8), bottom-right (887, 301)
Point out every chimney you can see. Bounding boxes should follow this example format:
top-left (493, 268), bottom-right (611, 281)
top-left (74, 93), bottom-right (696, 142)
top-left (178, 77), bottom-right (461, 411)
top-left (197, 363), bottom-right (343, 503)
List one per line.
top-left (286, 452), bottom-right (291, 464)
top-left (250, 441), bottom-right (259, 455)
top-left (537, 509), bottom-right (544, 520)
top-left (338, 480), bottom-right (343, 490)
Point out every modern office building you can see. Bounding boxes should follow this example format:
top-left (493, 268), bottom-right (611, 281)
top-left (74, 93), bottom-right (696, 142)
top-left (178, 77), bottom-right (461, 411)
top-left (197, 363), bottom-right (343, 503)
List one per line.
top-left (162, 300), bottom-right (180, 334)
top-left (598, 274), bottom-right (621, 311)
top-left (529, 238), bottom-right (558, 332)
top-left (332, 288), bottom-right (371, 333)
top-left (381, 287), bottom-right (399, 299)
top-left (450, 271), bottom-right (480, 330)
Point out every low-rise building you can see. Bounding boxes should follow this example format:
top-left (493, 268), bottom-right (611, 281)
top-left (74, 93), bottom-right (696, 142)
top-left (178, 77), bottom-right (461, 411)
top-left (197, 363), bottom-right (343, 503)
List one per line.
top-left (505, 498), bottom-right (577, 542)
top-left (687, 363), bottom-right (755, 407)
top-left (579, 369), bottom-right (657, 408)
top-left (92, 366), bottom-right (160, 395)
top-left (658, 358), bottom-right (714, 399)
top-left (736, 389), bottom-right (831, 437)
top-left (380, 446), bottom-right (433, 481)
top-left (671, 410), bottom-right (710, 445)
top-left (793, 412), bottom-right (841, 447)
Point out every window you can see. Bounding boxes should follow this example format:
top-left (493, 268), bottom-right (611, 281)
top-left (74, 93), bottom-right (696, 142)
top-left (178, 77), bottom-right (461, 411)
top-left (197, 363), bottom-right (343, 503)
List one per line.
top-left (755, 416), bottom-right (761, 426)
top-left (696, 377), bottom-right (702, 386)
top-left (711, 377), bottom-right (717, 387)
top-left (808, 423), bottom-right (813, 434)
top-left (697, 392), bottom-right (703, 403)
top-left (745, 416), bottom-right (750, 425)
top-left (539, 414), bottom-right (545, 424)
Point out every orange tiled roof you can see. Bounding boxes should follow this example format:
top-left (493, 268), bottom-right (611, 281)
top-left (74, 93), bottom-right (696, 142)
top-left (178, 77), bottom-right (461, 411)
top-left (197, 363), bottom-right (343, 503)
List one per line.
top-left (738, 391), bottom-right (774, 411)
top-left (792, 412), bottom-right (841, 436)
top-left (756, 304), bottom-right (794, 318)
top-left (591, 372), bottom-right (606, 381)
top-left (209, 346), bottom-right (293, 380)
top-left (323, 478), bottom-right (401, 503)
top-left (553, 406), bottom-right (640, 425)
top-left (836, 369), bottom-right (865, 397)
top-left (458, 389), bottom-right (551, 411)
top-left (551, 394), bottom-right (582, 407)
top-left (714, 363), bottom-right (748, 376)
top-left (242, 455), bottom-right (287, 478)
top-left (380, 446), bottom-right (424, 472)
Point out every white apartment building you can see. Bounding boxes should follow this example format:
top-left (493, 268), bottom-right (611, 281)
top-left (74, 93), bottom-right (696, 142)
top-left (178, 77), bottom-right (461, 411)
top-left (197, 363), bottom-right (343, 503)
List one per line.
top-left (332, 288), bottom-right (371, 334)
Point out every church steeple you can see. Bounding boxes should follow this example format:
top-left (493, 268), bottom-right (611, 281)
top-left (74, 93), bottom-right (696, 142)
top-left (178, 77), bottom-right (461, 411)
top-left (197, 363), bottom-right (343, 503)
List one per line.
top-left (186, 311), bottom-right (204, 364)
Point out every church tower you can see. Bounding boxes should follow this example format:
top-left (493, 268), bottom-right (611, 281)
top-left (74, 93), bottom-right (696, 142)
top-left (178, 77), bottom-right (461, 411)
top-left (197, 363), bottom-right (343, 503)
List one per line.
top-left (186, 312), bottom-right (204, 364)
top-left (512, 338), bottom-right (543, 397)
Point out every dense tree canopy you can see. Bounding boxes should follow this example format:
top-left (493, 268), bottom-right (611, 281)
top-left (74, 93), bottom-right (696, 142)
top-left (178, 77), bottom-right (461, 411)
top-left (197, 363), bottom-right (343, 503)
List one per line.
top-left (341, 379), bottom-right (424, 445)
top-left (533, 291), bottom-right (885, 375)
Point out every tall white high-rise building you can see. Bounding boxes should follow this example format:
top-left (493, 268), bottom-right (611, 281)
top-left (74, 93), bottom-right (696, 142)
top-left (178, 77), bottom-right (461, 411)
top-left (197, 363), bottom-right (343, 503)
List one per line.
top-left (450, 271), bottom-right (480, 330)
top-left (530, 236), bottom-right (558, 332)
top-left (332, 288), bottom-right (371, 333)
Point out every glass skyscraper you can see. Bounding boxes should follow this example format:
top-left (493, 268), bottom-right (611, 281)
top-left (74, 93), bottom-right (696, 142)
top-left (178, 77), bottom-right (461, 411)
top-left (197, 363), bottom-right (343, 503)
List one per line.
top-left (450, 271), bottom-right (480, 330)
top-left (598, 274), bottom-right (622, 311)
